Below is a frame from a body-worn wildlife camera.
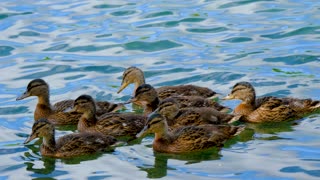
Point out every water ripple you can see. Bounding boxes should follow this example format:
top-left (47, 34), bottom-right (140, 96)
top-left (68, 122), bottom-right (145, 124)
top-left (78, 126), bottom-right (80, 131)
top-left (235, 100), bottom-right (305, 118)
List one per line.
top-left (137, 18), bottom-right (206, 28)
top-left (0, 46), bottom-right (14, 56)
top-left (186, 27), bottom-right (228, 33)
top-left (219, 0), bottom-right (274, 9)
top-left (124, 40), bottom-right (182, 52)
top-left (144, 11), bottom-right (173, 18)
top-left (261, 26), bottom-right (320, 39)
top-left (264, 55), bottom-right (320, 65)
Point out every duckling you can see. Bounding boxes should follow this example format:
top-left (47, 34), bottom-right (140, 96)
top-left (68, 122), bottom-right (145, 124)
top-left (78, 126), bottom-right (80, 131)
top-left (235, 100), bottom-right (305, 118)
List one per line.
top-left (136, 113), bottom-right (244, 153)
top-left (223, 81), bottom-right (320, 123)
top-left (73, 94), bottom-right (146, 138)
top-left (117, 66), bottom-right (218, 100)
top-left (157, 98), bottom-right (241, 129)
top-left (129, 84), bottom-right (230, 115)
top-left (24, 118), bottom-right (117, 158)
top-left (16, 79), bottom-right (123, 125)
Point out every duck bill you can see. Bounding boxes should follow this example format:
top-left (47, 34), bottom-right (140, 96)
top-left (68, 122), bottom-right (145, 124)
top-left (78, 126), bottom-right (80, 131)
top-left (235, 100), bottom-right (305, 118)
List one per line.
top-left (24, 133), bottom-right (37, 144)
top-left (117, 81), bottom-right (130, 94)
top-left (136, 125), bottom-right (149, 138)
top-left (222, 94), bottom-right (234, 100)
top-left (16, 91), bottom-right (30, 100)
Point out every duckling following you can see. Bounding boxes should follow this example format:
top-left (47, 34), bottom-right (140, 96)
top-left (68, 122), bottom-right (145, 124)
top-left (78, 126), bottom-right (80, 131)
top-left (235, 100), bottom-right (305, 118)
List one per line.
top-left (117, 67), bottom-right (219, 100)
top-left (157, 98), bottom-right (241, 129)
top-left (136, 113), bottom-right (245, 154)
top-left (128, 84), bottom-right (230, 116)
top-left (16, 79), bottom-right (124, 125)
top-left (24, 118), bottom-right (117, 158)
top-left (223, 81), bottom-right (320, 123)
top-left (73, 94), bottom-right (146, 139)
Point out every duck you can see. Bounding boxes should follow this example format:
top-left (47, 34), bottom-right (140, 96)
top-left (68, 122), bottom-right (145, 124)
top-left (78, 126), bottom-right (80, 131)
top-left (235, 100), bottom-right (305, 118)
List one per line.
top-left (117, 66), bottom-right (218, 100)
top-left (73, 94), bottom-right (146, 139)
top-left (24, 118), bottom-right (117, 158)
top-left (16, 79), bottom-right (124, 125)
top-left (129, 84), bottom-right (230, 115)
top-left (136, 113), bottom-right (245, 153)
top-left (223, 81), bottom-right (320, 123)
top-left (157, 98), bottom-right (241, 129)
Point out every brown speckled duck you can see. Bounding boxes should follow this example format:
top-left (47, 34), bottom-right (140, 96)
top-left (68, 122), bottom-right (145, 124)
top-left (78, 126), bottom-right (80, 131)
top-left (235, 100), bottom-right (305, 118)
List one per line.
top-left (157, 98), bottom-right (241, 129)
top-left (129, 84), bottom-right (230, 115)
top-left (24, 118), bottom-right (117, 158)
top-left (223, 81), bottom-right (320, 123)
top-left (16, 79), bottom-right (124, 125)
top-left (117, 67), bottom-right (218, 100)
top-left (73, 94), bottom-right (146, 138)
top-left (136, 113), bottom-right (245, 153)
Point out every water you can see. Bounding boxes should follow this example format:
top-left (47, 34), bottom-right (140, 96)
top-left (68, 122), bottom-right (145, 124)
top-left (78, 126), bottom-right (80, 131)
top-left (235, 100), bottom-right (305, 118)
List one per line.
top-left (0, 0), bottom-right (320, 179)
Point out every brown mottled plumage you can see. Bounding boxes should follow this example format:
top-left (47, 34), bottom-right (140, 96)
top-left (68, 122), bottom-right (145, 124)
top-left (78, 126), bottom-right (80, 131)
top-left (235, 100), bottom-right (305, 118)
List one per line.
top-left (157, 98), bottom-right (241, 129)
top-left (73, 95), bottom-right (146, 138)
top-left (224, 81), bottom-right (320, 123)
top-left (136, 113), bottom-right (244, 153)
top-left (24, 118), bottom-right (117, 158)
top-left (117, 67), bottom-right (218, 99)
top-left (129, 84), bottom-right (230, 115)
top-left (16, 79), bottom-right (123, 125)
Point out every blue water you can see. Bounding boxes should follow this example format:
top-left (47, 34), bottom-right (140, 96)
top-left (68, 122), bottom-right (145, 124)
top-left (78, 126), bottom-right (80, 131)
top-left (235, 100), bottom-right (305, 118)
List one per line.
top-left (0, 0), bottom-right (320, 179)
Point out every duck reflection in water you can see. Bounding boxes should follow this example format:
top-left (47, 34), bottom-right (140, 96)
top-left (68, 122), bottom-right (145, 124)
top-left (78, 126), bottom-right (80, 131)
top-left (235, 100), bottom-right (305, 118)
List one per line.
top-left (138, 148), bottom-right (222, 179)
top-left (23, 143), bottom-right (105, 176)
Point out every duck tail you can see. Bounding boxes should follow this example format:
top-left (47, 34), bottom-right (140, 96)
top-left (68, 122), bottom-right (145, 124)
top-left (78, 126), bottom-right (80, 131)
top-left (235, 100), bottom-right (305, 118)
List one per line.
top-left (228, 115), bottom-right (243, 124)
top-left (300, 99), bottom-right (320, 113)
top-left (286, 98), bottom-right (320, 114)
top-left (207, 93), bottom-right (220, 101)
top-left (311, 100), bottom-right (320, 109)
top-left (111, 140), bottom-right (127, 147)
top-left (231, 125), bottom-right (246, 136)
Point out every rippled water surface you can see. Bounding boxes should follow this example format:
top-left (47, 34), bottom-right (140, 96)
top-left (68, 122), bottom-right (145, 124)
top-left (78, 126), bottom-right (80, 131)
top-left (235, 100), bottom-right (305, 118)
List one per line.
top-left (1, 0), bottom-right (320, 179)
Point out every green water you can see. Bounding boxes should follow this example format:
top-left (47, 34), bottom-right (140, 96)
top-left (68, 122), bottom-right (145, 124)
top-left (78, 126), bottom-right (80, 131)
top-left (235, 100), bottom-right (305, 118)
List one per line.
top-left (0, 0), bottom-right (320, 179)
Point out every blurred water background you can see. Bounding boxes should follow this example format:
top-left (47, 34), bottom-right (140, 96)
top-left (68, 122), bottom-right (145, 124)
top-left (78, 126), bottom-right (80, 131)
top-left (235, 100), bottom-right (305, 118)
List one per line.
top-left (0, 0), bottom-right (320, 179)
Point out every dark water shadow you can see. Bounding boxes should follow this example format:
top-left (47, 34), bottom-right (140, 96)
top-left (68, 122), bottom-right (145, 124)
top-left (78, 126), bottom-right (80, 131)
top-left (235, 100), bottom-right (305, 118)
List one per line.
top-left (280, 166), bottom-right (320, 178)
top-left (138, 148), bottom-right (221, 179)
top-left (245, 121), bottom-right (297, 135)
top-left (240, 120), bottom-right (300, 141)
top-left (22, 143), bottom-right (110, 178)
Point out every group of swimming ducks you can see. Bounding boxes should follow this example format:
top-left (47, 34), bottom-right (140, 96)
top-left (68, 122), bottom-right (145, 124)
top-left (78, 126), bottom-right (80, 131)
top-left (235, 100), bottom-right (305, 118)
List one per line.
top-left (17, 66), bottom-right (320, 158)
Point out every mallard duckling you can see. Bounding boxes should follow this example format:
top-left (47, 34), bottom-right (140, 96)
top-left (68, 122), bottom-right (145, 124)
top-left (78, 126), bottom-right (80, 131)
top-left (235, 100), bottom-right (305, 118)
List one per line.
top-left (223, 81), bottom-right (320, 123)
top-left (136, 113), bottom-right (244, 153)
top-left (16, 79), bottom-right (123, 125)
top-left (24, 118), bottom-right (117, 158)
top-left (73, 94), bottom-right (146, 138)
top-left (157, 98), bottom-right (241, 129)
top-left (129, 84), bottom-right (230, 115)
top-left (117, 67), bottom-right (218, 100)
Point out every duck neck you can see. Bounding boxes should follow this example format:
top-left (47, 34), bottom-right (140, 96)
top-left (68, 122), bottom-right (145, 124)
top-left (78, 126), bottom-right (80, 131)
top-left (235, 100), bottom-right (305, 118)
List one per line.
top-left (78, 111), bottom-right (97, 132)
top-left (144, 97), bottom-right (160, 115)
top-left (34, 94), bottom-right (53, 120)
top-left (154, 122), bottom-right (172, 143)
top-left (235, 93), bottom-right (256, 116)
top-left (133, 77), bottom-right (146, 94)
top-left (42, 131), bottom-right (56, 153)
top-left (38, 93), bottom-right (51, 106)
